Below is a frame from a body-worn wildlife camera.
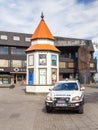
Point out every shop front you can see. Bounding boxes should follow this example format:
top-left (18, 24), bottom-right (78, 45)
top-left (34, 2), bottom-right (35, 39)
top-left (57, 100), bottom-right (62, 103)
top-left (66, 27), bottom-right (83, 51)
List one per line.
top-left (0, 74), bottom-right (13, 84)
top-left (10, 72), bottom-right (26, 85)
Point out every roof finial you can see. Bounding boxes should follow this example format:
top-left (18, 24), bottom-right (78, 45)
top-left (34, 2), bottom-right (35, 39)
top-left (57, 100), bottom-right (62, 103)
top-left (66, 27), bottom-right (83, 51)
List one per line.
top-left (41, 12), bottom-right (44, 20)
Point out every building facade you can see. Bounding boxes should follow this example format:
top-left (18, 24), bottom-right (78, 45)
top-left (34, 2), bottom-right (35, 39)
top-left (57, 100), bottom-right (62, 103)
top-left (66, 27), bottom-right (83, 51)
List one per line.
top-left (55, 37), bottom-right (97, 84)
top-left (0, 31), bottom-right (97, 85)
top-left (0, 31), bottom-right (31, 84)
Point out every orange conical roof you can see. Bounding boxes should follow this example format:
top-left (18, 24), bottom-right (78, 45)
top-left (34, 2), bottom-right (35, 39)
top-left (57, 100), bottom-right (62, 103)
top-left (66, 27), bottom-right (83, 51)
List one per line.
top-left (31, 15), bottom-right (54, 40)
top-left (26, 44), bottom-right (59, 52)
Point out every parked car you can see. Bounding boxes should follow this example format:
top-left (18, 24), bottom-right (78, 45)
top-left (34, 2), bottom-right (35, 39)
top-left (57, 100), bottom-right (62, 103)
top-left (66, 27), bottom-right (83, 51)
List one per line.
top-left (45, 79), bottom-right (85, 114)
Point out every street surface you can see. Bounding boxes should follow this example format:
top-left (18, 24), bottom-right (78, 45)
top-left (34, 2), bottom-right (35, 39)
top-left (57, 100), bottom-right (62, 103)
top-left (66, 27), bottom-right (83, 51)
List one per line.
top-left (0, 85), bottom-right (98, 130)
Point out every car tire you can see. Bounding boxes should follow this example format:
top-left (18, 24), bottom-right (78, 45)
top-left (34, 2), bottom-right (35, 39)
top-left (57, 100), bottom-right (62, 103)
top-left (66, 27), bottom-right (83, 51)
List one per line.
top-left (78, 105), bottom-right (84, 114)
top-left (46, 106), bottom-right (52, 113)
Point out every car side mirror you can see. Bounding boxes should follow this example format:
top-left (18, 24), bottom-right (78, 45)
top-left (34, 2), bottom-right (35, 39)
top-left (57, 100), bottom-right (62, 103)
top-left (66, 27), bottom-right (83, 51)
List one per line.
top-left (81, 86), bottom-right (85, 91)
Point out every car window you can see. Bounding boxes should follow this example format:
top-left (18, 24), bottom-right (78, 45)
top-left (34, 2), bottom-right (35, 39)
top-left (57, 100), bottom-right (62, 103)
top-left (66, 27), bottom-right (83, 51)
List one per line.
top-left (53, 82), bottom-right (78, 91)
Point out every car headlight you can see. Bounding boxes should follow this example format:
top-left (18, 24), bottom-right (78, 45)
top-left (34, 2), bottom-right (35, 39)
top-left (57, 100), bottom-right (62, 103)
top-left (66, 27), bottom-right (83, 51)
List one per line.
top-left (72, 96), bottom-right (82, 101)
top-left (46, 96), bottom-right (53, 101)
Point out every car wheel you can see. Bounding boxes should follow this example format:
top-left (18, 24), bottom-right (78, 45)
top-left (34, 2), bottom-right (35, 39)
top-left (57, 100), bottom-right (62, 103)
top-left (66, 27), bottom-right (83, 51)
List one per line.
top-left (46, 106), bottom-right (52, 113)
top-left (78, 105), bottom-right (84, 114)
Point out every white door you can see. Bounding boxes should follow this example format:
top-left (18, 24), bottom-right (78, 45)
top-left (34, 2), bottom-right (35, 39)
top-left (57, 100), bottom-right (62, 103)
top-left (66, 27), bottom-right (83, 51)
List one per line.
top-left (39, 69), bottom-right (46, 85)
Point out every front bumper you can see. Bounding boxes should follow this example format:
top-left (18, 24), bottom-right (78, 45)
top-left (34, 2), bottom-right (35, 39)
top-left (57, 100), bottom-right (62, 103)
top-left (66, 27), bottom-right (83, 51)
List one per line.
top-left (45, 101), bottom-right (83, 110)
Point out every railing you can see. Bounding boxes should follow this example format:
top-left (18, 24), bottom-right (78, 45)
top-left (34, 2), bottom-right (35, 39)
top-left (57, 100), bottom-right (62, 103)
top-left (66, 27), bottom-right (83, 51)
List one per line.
top-left (59, 56), bottom-right (97, 73)
top-left (59, 55), bottom-right (76, 62)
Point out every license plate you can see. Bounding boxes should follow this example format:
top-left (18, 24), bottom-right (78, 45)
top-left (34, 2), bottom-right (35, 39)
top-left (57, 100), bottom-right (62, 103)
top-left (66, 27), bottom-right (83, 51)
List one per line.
top-left (57, 100), bottom-right (65, 104)
top-left (56, 103), bottom-right (67, 107)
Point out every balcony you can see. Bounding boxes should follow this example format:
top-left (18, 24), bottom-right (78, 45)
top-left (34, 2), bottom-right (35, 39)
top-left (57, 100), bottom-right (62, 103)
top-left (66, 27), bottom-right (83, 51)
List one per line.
top-left (59, 56), bottom-right (97, 74)
top-left (59, 55), bottom-right (77, 62)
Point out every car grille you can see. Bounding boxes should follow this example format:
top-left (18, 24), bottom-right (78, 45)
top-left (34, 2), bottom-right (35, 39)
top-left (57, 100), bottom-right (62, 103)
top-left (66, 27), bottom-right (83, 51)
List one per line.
top-left (54, 97), bottom-right (70, 103)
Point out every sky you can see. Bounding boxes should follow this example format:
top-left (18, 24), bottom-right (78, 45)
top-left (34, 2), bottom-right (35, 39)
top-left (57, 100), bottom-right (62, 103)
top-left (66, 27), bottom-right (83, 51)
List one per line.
top-left (0, 0), bottom-right (98, 56)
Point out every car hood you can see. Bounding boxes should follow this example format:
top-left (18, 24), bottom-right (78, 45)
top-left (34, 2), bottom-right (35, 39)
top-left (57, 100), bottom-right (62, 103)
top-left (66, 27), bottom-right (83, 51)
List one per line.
top-left (49, 90), bottom-right (82, 99)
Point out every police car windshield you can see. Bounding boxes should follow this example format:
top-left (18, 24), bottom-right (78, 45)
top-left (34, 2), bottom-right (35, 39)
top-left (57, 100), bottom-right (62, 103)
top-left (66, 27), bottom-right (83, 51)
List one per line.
top-left (53, 82), bottom-right (78, 91)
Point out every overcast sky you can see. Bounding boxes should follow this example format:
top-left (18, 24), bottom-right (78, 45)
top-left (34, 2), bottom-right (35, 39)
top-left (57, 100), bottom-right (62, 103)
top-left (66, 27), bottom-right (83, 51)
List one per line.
top-left (0, 0), bottom-right (98, 53)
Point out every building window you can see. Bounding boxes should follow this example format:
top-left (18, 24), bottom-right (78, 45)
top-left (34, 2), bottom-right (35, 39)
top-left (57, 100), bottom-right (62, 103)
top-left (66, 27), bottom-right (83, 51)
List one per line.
top-left (65, 53), bottom-right (69, 58)
top-left (13, 36), bottom-right (20, 41)
top-left (69, 53), bottom-right (71, 58)
top-left (75, 52), bottom-right (78, 58)
top-left (11, 60), bottom-right (22, 67)
top-left (11, 47), bottom-right (25, 55)
top-left (52, 69), bottom-right (57, 84)
top-left (68, 62), bottom-right (74, 68)
top-left (0, 60), bottom-right (9, 67)
top-left (25, 37), bottom-right (31, 42)
top-left (39, 54), bottom-right (47, 65)
top-left (0, 46), bottom-right (8, 54)
top-left (2, 77), bottom-right (9, 84)
top-left (28, 55), bottom-right (34, 66)
top-left (90, 63), bottom-right (94, 68)
top-left (22, 61), bottom-right (26, 67)
top-left (11, 60), bottom-right (26, 67)
top-left (59, 62), bottom-right (66, 68)
top-left (39, 69), bottom-right (47, 85)
top-left (51, 55), bottom-right (57, 66)
top-left (0, 35), bottom-right (7, 40)
top-left (0, 76), bottom-right (9, 84)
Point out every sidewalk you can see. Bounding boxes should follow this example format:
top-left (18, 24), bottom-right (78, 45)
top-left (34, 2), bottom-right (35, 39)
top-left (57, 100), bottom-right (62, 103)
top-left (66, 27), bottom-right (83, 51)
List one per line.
top-left (0, 84), bottom-right (15, 88)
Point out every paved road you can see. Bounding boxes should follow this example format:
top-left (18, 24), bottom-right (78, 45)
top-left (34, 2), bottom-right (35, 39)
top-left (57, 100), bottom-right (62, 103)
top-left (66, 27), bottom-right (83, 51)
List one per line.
top-left (0, 85), bottom-right (98, 130)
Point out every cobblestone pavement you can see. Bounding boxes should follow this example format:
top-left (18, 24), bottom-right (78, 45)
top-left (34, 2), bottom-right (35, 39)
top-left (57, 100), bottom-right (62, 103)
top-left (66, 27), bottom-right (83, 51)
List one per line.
top-left (0, 85), bottom-right (98, 130)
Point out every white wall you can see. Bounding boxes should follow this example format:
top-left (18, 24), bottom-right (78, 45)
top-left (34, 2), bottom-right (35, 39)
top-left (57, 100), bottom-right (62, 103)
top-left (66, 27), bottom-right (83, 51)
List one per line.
top-left (27, 51), bottom-right (59, 86)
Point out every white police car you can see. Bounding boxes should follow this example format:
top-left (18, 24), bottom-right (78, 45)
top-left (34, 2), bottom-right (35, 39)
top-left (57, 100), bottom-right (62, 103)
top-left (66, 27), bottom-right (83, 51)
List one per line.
top-left (45, 79), bottom-right (85, 114)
